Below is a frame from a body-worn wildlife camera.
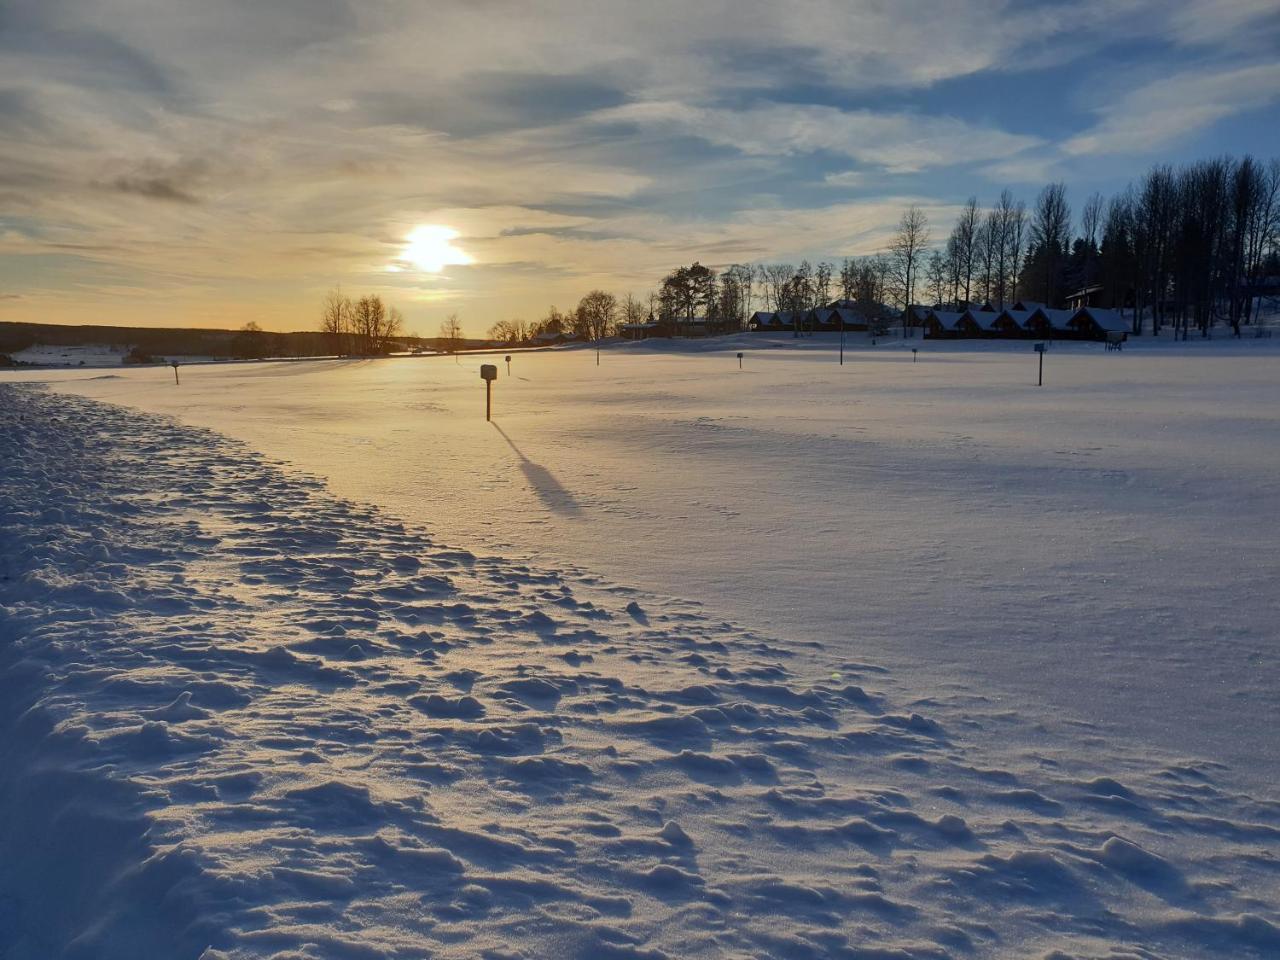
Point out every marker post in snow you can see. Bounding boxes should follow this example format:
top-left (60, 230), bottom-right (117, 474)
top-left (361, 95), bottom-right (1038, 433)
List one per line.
top-left (480, 363), bottom-right (497, 421)
top-left (912, 348), bottom-right (918, 363)
top-left (171, 361), bottom-right (180, 385)
top-left (505, 355), bottom-right (511, 375)
top-left (737, 352), bottom-right (743, 370)
top-left (1034, 342), bottom-right (1046, 385)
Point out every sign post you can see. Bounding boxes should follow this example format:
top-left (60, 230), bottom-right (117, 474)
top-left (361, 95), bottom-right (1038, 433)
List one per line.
top-left (737, 351), bottom-right (743, 370)
top-left (171, 361), bottom-right (180, 385)
top-left (1034, 342), bottom-right (1045, 385)
top-left (911, 348), bottom-right (918, 363)
top-left (480, 363), bottom-right (497, 420)
top-left (505, 354), bottom-right (511, 375)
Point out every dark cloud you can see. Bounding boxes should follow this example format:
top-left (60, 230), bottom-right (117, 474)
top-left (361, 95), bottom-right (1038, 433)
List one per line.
top-left (105, 176), bottom-right (201, 204)
top-left (356, 69), bottom-right (630, 137)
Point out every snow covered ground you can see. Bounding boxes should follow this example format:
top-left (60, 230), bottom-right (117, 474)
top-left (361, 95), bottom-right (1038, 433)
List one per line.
top-left (7, 344), bottom-right (219, 368)
top-left (3, 334), bottom-right (1280, 957)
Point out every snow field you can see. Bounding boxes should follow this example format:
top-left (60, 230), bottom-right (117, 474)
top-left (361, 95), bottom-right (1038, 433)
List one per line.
top-left (3, 383), bottom-right (1280, 958)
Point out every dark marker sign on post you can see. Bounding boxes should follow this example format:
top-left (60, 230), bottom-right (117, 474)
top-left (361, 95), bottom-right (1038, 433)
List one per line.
top-left (171, 361), bottom-right (180, 385)
top-left (737, 352), bottom-right (743, 370)
top-left (1034, 342), bottom-right (1046, 385)
top-left (480, 363), bottom-right (497, 420)
top-left (505, 355), bottom-right (511, 375)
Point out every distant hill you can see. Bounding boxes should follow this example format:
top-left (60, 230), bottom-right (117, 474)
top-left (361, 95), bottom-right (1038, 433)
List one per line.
top-left (0, 321), bottom-right (474, 361)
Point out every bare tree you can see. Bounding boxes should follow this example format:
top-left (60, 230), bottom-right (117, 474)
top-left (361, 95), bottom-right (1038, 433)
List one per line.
top-left (383, 305), bottom-right (404, 349)
top-left (814, 261), bottom-right (833, 308)
top-left (891, 204), bottom-right (930, 335)
top-left (925, 250), bottom-right (947, 306)
top-left (439, 313), bottom-right (464, 355)
top-left (839, 258), bottom-right (858, 301)
top-left (576, 289), bottom-right (617, 343)
top-left (1030, 182), bottom-right (1071, 305)
top-left (320, 288), bottom-right (352, 355)
top-left (954, 197), bottom-right (981, 306)
top-left (760, 263), bottom-right (793, 312)
top-left (622, 293), bottom-right (647, 329)
top-left (352, 295), bottom-right (386, 354)
top-left (488, 319), bottom-right (521, 343)
top-left (1081, 192), bottom-right (1104, 250)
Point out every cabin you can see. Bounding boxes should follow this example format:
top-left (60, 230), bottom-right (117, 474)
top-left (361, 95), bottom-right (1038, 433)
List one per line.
top-left (1022, 308), bottom-right (1073, 337)
top-left (621, 321), bottom-right (659, 341)
top-left (829, 307), bottom-right (869, 331)
top-left (1012, 299), bottom-right (1048, 313)
top-left (961, 307), bottom-right (1004, 337)
top-left (1067, 307), bottom-right (1130, 341)
top-left (905, 305), bottom-right (932, 325)
top-left (533, 330), bottom-right (567, 345)
top-left (672, 316), bottom-right (709, 337)
top-left (996, 308), bottom-right (1043, 337)
top-left (749, 311), bottom-right (780, 331)
top-left (922, 310), bottom-right (968, 339)
top-left (807, 307), bottom-right (842, 331)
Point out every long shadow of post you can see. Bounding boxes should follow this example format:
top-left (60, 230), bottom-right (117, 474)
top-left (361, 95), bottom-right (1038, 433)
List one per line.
top-left (492, 423), bottom-right (583, 517)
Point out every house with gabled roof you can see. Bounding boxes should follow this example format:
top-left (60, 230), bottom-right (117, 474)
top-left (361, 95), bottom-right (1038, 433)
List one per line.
top-left (1066, 307), bottom-right (1130, 341)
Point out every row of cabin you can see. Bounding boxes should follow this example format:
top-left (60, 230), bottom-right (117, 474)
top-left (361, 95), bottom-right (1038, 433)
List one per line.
top-left (913, 301), bottom-right (1131, 342)
top-left (749, 300), bottom-right (887, 332)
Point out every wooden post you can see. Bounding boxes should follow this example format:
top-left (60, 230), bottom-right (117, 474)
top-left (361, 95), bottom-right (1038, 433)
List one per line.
top-left (480, 364), bottom-right (497, 420)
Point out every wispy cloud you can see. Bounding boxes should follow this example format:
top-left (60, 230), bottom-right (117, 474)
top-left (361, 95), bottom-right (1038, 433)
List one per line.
top-left (1063, 62), bottom-right (1280, 156)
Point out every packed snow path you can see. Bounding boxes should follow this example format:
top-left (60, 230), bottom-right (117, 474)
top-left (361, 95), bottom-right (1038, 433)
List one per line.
top-left (2, 384), bottom-right (1279, 959)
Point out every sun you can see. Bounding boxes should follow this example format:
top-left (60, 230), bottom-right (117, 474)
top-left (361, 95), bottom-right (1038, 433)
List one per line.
top-left (396, 225), bottom-right (472, 274)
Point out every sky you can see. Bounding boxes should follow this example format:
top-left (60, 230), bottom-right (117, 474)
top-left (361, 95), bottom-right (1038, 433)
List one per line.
top-left (2, 0), bottom-right (1279, 336)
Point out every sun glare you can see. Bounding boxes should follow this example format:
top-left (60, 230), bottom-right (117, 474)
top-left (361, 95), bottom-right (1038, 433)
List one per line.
top-left (397, 225), bottom-right (472, 274)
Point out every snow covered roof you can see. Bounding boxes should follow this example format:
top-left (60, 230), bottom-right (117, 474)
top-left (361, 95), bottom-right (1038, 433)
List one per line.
top-left (928, 310), bottom-right (966, 330)
top-left (621, 322), bottom-right (658, 330)
top-left (1074, 307), bottom-right (1129, 332)
top-left (964, 309), bottom-right (1003, 330)
top-left (1041, 309), bottom-right (1075, 329)
top-left (830, 308), bottom-right (865, 324)
top-left (998, 308), bottom-right (1043, 329)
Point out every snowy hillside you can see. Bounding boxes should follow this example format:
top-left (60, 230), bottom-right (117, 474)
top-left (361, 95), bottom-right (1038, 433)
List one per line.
top-left (3, 363), bottom-right (1280, 957)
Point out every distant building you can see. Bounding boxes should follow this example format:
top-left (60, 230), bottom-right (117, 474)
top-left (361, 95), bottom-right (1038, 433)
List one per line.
top-left (1067, 285), bottom-right (1104, 310)
top-left (620, 321), bottom-right (659, 341)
